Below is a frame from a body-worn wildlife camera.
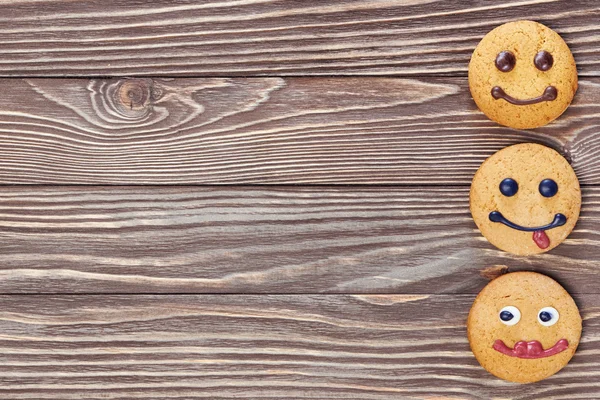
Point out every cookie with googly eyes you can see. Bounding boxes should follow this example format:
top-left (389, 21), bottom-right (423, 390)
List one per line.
top-left (469, 20), bottom-right (578, 129)
top-left (468, 272), bottom-right (581, 383)
top-left (470, 143), bottom-right (581, 255)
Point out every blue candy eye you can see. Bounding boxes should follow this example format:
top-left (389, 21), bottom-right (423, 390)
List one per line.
top-left (539, 179), bottom-right (558, 197)
top-left (499, 306), bottom-right (521, 326)
top-left (538, 307), bottom-right (559, 327)
top-left (499, 178), bottom-right (518, 197)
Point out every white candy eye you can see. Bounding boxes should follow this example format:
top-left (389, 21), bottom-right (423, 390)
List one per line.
top-left (499, 306), bottom-right (521, 326)
top-left (538, 307), bottom-right (559, 327)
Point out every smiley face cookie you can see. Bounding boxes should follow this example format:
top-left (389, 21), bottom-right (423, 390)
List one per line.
top-left (468, 272), bottom-right (581, 383)
top-left (470, 143), bottom-right (580, 255)
top-left (469, 21), bottom-right (578, 129)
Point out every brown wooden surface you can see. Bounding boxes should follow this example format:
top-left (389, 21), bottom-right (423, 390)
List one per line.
top-left (1, 77), bottom-right (600, 184)
top-left (0, 293), bottom-right (599, 399)
top-left (0, 0), bottom-right (600, 77)
top-left (2, 1), bottom-right (600, 398)
top-left (0, 186), bottom-right (598, 295)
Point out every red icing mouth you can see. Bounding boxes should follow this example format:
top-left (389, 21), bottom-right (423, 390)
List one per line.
top-left (493, 339), bottom-right (569, 359)
top-left (533, 230), bottom-right (550, 249)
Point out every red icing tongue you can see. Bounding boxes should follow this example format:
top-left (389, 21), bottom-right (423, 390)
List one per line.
top-left (533, 230), bottom-right (550, 249)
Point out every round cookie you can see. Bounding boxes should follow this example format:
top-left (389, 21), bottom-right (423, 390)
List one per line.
top-left (469, 20), bottom-right (578, 129)
top-left (470, 143), bottom-right (580, 255)
top-left (468, 272), bottom-right (581, 383)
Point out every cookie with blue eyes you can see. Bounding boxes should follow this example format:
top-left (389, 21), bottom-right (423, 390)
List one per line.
top-left (469, 20), bottom-right (577, 129)
top-left (470, 143), bottom-right (580, 255)
top-left (468, 272), bottom-right (581, 383)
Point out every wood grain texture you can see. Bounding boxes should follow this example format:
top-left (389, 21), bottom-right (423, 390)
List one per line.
top-left (0, 293), bottom-right (599, 399)
top-left (1, 77), bottom-right (600, 184)
top-left (3, 1), bottom-right (600, 397)
top-left (1, 186), bottom-right (599, 295)
top-left (1, 0), bottom-right (600, 77)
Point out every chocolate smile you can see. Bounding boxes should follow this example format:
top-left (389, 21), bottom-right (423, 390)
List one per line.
top-left (492, 86), bottom-right (558, 105)
top-left (489, 211), bottom-right (567, 232)
top-left (489, 211), bottom-right (567, 249)
top-left (493, 339), bottom-right (569, 359)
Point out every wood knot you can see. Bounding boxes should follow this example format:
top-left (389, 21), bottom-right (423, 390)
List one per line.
top-left (104, 78), bottom-right (163, 120)
top-left (117, 79), bottom-right (151, 111)
top-left (480, 265), bottom-right (510, 280)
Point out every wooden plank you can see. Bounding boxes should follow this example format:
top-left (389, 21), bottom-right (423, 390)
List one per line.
top-left (1, 77), bottom-right (600, 184)
top-left (0, 186), bottom-right (599, 295)
top-left (0, 293), bottom-right (598, 399)
top-left (1, 1), bottom-right (600, 77)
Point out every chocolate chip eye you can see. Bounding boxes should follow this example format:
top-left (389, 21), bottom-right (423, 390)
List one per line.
top-left (499, 178), bottom-right (518, 197)
top-left (534, 50), bottom-right (554, 71)
top-left (499, 306), bottom-right (521, 326)
top-left (495, 51), bottom-right (516, 72)
top-left (539, 179), bottom-right (558, 197)
top-left (538, 306), bottom-right (559, 327)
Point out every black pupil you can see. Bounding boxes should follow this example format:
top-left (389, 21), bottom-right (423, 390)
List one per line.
top-left (539, 179), bottom-right (558, 197)
top-left (499, 178), bottom-right (518, 197)
top-left (496, 51), bottom-right (516, 72)
top-left (539, 311), bottom-right (553, 322)
top-left (500, 311), bottom-right (514, 321)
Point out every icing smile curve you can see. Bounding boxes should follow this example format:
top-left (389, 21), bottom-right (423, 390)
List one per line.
top-left (493, 339), bottom-right (569, 359)
top-left (489, 211), bottom-right (567, 232)
top-left (492, 86), bottom-right (558, 105)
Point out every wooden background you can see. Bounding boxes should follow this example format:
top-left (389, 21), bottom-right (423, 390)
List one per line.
top-left (1, 1), bottom-right (600, 398)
